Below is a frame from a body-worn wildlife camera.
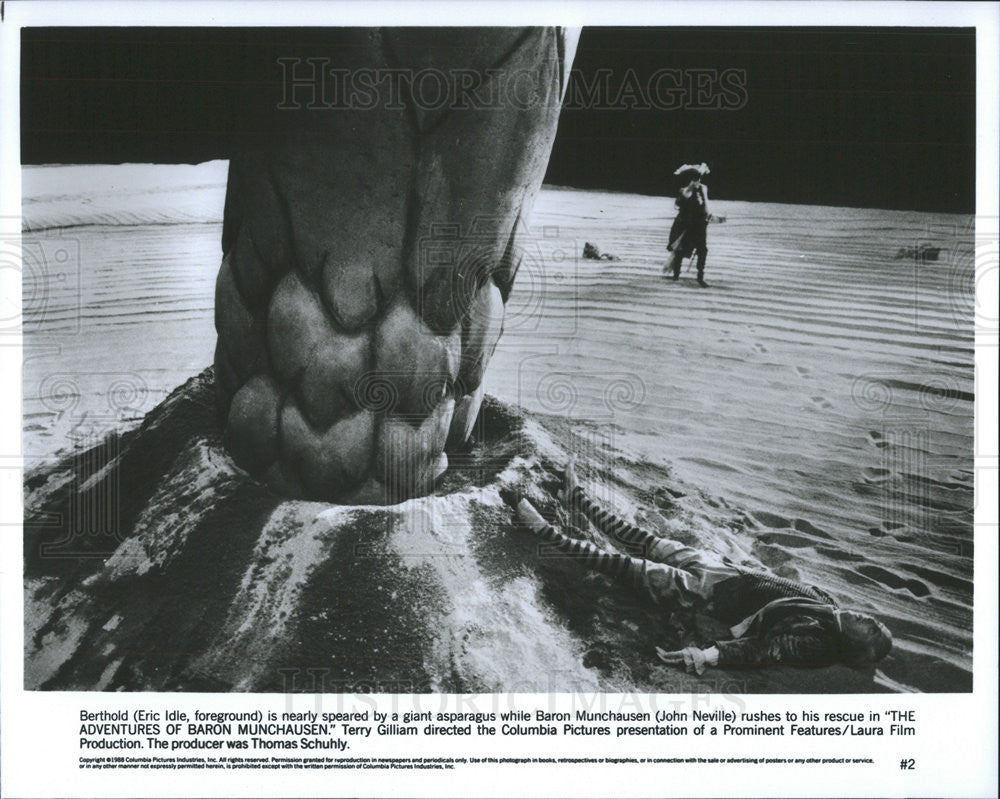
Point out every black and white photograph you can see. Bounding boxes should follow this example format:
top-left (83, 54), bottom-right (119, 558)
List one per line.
top-left (3, 0), bottom-right (996, 721)
top-left (13, 20), bottom-right (987, 697)
top-left (3, 4), bottom-right (998, 797)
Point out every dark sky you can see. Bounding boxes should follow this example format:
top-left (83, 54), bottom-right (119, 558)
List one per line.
top-left (20, 27), bottom-right (975, 212)
top-left (550, 27), bottom-right (975, 212)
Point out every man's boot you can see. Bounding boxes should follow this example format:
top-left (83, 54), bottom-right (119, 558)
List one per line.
top-left (696, 250), bottom-right (708, 287)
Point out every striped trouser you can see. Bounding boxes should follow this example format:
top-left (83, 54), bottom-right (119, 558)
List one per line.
top-left (559, 485), bottom-right (739, 607)
top-left (530, 518), bottom-right (642, 584)
top-left (569, 485), bottom-right (665, 557)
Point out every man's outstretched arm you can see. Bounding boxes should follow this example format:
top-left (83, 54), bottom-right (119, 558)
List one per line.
top-left (658, 632), bottom-right (833, 674)
top-left (713, 633), bottom-right (834, 668)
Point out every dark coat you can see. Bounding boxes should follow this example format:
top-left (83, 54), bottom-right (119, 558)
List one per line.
top-left (668, 184), bottom-right (709, 255)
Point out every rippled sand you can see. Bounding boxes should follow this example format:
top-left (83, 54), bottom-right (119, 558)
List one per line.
top-left (21, 163), bottom-right (974, 689)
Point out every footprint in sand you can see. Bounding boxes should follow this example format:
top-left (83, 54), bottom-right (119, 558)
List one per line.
top-left (837, 564), bottom-right (928, 597)
top-left (749, 510), bottom-right (793, 529)
top-left (906, 564), bottom-right (973, 595)
top-left (815, 545), bottom-right (864, 563)
top-left (792, 518), bottom-right (834, 539)
top-left (868, 521), bottom-right (915, 543)
top-left (867, 430), bottom-right (890, 449)
top-left (795, 366), bottom-right (811, 377)
top-left (861, 467), bottom-right (891, 484)
top-left (810, 395), bottom-right (835, 410)
top-left (855, 564), bottom-right (931, 597)
top-left (758, 532), bottom-right (815, 549)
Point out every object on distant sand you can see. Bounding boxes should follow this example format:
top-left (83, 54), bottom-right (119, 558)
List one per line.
top-left (894, 244), bottom-right (941, 262)
top-left (583, 241), bottom-right (618, 260)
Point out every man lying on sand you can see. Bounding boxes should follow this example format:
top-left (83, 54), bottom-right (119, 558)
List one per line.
top-left (517, 459), bottom-right (892, 674)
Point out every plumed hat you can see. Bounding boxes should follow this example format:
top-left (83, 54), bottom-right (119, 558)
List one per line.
top-left (673, 162), bottom-right (710, 177)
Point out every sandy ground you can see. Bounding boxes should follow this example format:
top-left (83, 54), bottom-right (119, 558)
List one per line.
top-left (21, 162), bottom-right (974, 690)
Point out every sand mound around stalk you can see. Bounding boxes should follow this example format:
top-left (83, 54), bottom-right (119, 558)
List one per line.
top-left (24, 369), bottom-right (891, 693)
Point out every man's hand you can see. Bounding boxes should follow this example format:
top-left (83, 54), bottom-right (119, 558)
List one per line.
top-left (656, 646), bottom-right (718, 675)
top-left (655, 647), bottom-right (685, 666)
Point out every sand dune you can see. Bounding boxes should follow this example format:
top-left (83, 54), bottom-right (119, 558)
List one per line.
top-left (21, 163), bottom-right (974, 690)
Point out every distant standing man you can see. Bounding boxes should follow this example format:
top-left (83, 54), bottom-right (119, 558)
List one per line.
top-left (665, 163), bottom-right (722, 287)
